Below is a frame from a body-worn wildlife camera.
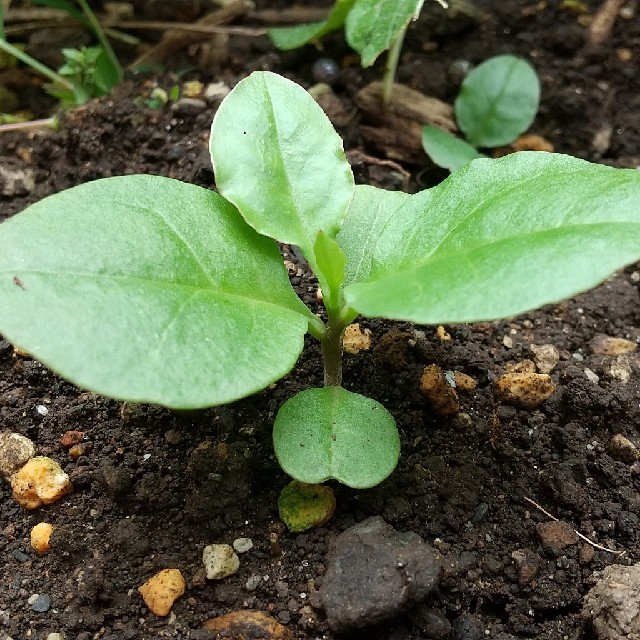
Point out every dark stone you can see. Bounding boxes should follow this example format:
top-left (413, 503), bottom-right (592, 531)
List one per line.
top-left (319, 516), bottom-right (441, 633)
top-left (410, 605), bottom-right (452, 639)
top-left (30, 594), bottom-right (51, 612)
top-left (451, 614), bottom-right (484, 640)
top-left (96, 465), bottom-right (132, 501)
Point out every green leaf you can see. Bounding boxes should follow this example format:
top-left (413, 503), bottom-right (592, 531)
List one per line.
top-left (337, 184), bottom-right (409, 285)
top-left (313, 232), bottom-right (347, 311)
top-left (345, 0), bottom-right (423, 67)
top-left (455, 54), bottom-right (540, 148)
top-left (421, 124), bottom-right (486, 172)
top-left (273, 387), bottom-right (400, 489)
top-left (0, 175), bottom-right (316, 408)
top-left (268, 0), bottom-right (355, 50)
top-left (210, 71), bottom-right (355, 266)
top-left (345, 152), bottom-right (640, 324)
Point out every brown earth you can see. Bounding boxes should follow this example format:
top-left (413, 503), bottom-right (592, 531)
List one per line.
top-left (1, 1), bottom-right (640, 638)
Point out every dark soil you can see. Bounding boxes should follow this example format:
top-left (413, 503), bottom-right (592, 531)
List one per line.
top-left (2, 1), bottom-right (640, 638)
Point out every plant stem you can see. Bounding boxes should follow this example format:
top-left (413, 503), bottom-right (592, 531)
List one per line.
top-left (321, 312), bottom-right (346, 387)
top-left (381, 24), bottom-right (407, 105)
top-left (0, 39), bottom-right (74, 89)
top-left (76, 0), bottom-right (123, 81)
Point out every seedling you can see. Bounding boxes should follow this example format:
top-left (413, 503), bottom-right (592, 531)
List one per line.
top-left (1, 72), bottom-right (640, 489)
top-left (422, 54), bottom-right (541, 171)
top-left (269, 0), bottom-right (445, 103)
top-left (0, 0), bottom-right (122, 108)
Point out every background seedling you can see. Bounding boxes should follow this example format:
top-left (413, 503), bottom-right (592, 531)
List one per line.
top-left (1, 72), bottom-right (640, 490)
top-left (269, 0), bottom-right (447, 104)
top-left (422, 54), bottom-right (540, 171)
top-left (0, 0), bottom-right (122, 108)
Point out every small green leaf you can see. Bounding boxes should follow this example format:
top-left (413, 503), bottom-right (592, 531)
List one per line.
top-left (455, 54), bottom-right (540, 148)
top-left (314, 232), bottom-right (347, 311)
top-left (345, 152), bottom-right (640, 324)
top-left (273, 387), bottom-right (400, 489)
top-left (268, 0), bottom-right (355, 50)
top-left (0, 175), bottom-right (315, 408)
top-left (421, 124), bottom-right (486, 172)
top-left (345, 0), bottom-right (423, 67)
top-left (337, 184), bottom-right (409, 285)
top-left (210, 71), bottom-right (355, 266)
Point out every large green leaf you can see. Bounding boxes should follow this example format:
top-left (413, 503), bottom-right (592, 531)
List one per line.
top-left (0, 175), bottom-right (316, 408)
top-left (345, 0), bottom-right (423, 67)
top-left (268, 0), bottom-right (355, 50)
top-left (421, 124), bottom-right (486, 172)
top-left (273, 387), bottom-right (400, 489)
top-left (345, 152), bottom-right (640, 324)
top-left (210, 71), bottom-right (354, 266)
top-left (336, 184), bottom-right (409, 285)
top-left (455, 54), bottom-right (540, 148)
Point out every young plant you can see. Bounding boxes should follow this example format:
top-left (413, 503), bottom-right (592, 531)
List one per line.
top-left (269, 0), bottom-right (442, 104)
top-left (0, 0), bottom-right (122, 108)
top-left (422, 54), bottom-right (540, 172)
top-left (1, 72), bottom-right (640, 489)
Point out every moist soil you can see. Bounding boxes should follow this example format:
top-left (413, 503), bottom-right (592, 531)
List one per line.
top-left (2, 1), bottom-right (640, 638)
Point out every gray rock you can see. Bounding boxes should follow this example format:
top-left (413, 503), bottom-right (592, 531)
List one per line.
top-left (451, 614), bottom-right (484, 640)
top-left (319, 516), bottom-right (441, 632)
top-left (410, 605), bottom-right (452, 639)
top-left (583, 562), bottom-right (640, 639)
top-left (29, 594), bottom-right (51, 613)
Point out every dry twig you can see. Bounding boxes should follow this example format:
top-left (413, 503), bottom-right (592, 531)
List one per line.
top-left (588, 0), bottom-right (626, 46)
top-left (523, 496), bottom-right (625, 556)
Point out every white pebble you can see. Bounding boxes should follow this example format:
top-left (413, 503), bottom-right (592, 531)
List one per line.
top-left (202, 544), bottom-right (240, 580)
top-left (233, 537), bottom-right (254, 554)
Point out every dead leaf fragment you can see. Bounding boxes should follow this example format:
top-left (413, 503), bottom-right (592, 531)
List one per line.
top-left (204, 610), bottom-right (294, 639)
top-left (512, 133), bottom-right (554, 152)
top-left (591, 333), bottom-right (637, 356)
top-left (138, 568), bottom-right (186, 617)
top-left (342, 323), bottom-right (372, 354)
top-left (494, 372), bottom-right (555, 409)
top-left (420, 364), bottom-right (460, 415)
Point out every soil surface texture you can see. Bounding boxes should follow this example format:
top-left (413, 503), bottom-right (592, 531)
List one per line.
top-left (1, 1), bottom-right (640, 639)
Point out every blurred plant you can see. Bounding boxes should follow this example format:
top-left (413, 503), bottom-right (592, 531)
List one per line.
top-left (269, 0), bottom-right (448, 104)
top-left (422, 54), bottom-right (540, 172)
top-left (0, 0), bottom-right (122, 109)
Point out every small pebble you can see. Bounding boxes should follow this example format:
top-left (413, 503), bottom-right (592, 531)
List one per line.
top-left (591, 334), bottom-right (637, 356)
top-left (607, 434), bottom-right (639, 464)
top-left (29, 593), bottom-right (51, 612)
top-left (47, 634), bottom-right (66, 640)
top-left (203, 544), bottom-right (240, 580)
top-left (30, 522), bottom-right (54, 554)
top-left (245, 575), bottom-right (262, 591)
top-left (11, 456), bottom-right (72, 509)
top-left (233, 537), bottom-right (254, 554)
top-left (12, 549), bottom-right (29, 562)
top-left (312, 58), bottom-right (340, 84)
top-left (494, 372), bottom-right (555, 408)
top-left (138, 568), bottom-right (186, 617)
top-left (451, 613), bottom-right (483, 640)
top-left (0, 431), bottom-right (36, 479)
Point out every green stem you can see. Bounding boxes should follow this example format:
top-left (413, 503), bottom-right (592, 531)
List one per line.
top-left (76, 0), bottom-right (123, 81)
top-left (381, 24), bottom-right (408, 105)
top-left (321, 311), bottom-right (347, 387)
top-left (0, 39), bottom-right (74, 90)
